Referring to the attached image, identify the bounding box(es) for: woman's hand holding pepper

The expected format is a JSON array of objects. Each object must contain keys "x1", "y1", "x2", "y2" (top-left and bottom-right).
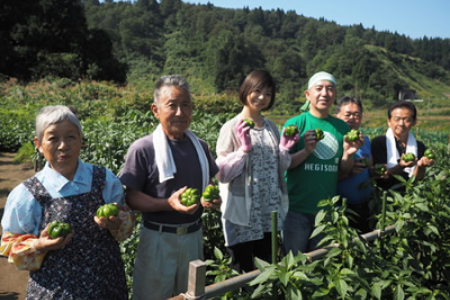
[
  {"x1": 34, "y1": 222, "x2": 74, "y2": 252},
  {"x1": 236, "y1": 119, "x2": 252, "y2": 152},
  {"x1": 280, "y1": 127, "x2": 299, "y2": 150},
  {"x1": 94, "y1": 214, "x2": 122, "y2": 231}
]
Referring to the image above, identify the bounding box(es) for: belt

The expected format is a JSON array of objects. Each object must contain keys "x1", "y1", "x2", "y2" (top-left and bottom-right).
[{"x1": 143, "y1": 220, "x2": 201, "y2": 235}]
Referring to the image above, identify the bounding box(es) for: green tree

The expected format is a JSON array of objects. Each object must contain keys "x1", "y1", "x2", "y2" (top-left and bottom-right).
[{"x1": 1, "y1": 0, "x2": 125, "y2": 82}]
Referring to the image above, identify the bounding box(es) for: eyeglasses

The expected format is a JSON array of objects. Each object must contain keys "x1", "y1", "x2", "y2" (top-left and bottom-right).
[{"x1": 343, "y1": 112, "x2": 362, "y2": 119}]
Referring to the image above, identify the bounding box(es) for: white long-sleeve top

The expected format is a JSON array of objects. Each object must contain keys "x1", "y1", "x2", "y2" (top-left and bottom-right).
[{"x1": 216, "y1": 115, "x2": 290, "y2": 236}]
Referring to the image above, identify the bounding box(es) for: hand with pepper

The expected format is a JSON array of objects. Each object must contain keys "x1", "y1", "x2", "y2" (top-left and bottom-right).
[
  {"x1": 424, "y1": 149, "x2": 435, "y2": 160},
  {"x1": 416, "y1": 149, "x2": 435, "y2": 169},
  {"x1": 33, "y1": 221, "x2": 74, "y2": 253},
  {"x1": 342, "y1": 129, "x2": 364, "y2": 171},
  {"x1": 313, "y1": 128, "x2": 325, "y2": 141},
  {"x1": 394, "y1": 152, "x2": 417, "y2": 171},
  {"x1": 301, "y1": 129, "x2": 321, "y2": 155},
  {"x1": 94, "y1": 203, "x2": 122, "y2": 232},
  {"x1": 402, "y1": 152, "x2": 416, "y2": 162},
  {"x1": 181, "y1": 188, "x2": 200, "y2": 206},
  {"x1": 48, "y1": 221, "x2": 72, "y2": 239},
  {"x1": 167, "y1": 187, "x2": 200, "y2": 214},
  {"x1": 236, "y1": 119, "x2": 252, "y2": 152},
  {"x1": 345, "y1": 129, "x2": 361, "y2": 142},
  {"x1": 280, "y1": 126, "x2": 299, "y2": 150},
  {"x1": 373, "y1": 163, "x2": 387, "y2": 177},
  {"x1": 201, "y1": 185, "x2": 222, "y2": 210},
  {"x1": 350, "y1": 156, "x2": 370, "y2": 176}
]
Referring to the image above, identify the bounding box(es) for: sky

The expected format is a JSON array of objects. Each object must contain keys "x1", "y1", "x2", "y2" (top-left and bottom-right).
[{"x1": 185, "y1": 0, "x2": 450, "y2": 39}]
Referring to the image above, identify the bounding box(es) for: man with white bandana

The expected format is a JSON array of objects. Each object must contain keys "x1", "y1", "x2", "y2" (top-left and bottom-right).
[
  {"x1": 119, "y1": 75, "x2": 220, "y2": 300},
  {"x1": 282, "y1": 71, "x2": 363, "y2": 254},
  {"x1": 371, "y1": 100, "x2": 434, "y2": 191}
]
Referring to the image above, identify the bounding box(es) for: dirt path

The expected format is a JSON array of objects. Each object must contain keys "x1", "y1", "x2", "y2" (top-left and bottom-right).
[{"x1": 0, "y1": 152, "x2": 35, "y2": 300}]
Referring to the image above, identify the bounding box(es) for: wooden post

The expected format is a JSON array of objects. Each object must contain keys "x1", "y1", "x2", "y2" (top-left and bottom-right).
[
  {"x1": 168, "y1": 260, "x2": 206, "y2": 300},
  {"x1": 186, "y1": 259, "x2": 206, "y2": 298}
]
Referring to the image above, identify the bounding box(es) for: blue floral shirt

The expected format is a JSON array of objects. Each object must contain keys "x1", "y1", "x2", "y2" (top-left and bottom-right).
[{"x1": 1, "y1": 160, "x2": 124, "y2": 236}]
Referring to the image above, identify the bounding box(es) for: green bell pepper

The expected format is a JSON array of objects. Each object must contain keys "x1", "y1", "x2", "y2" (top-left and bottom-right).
[
  {"x1": 284, "y1": 125, "x2": 299, "y2": 137},
  {"x1": 373, "y1": 164, "x2": 387, "y2": 176},
  {"x1": 424, "y1": 149, "x2": 435, "y2": 159},
  {"x1": 180, "y1": 187, "x2": 200, "y2": 206},
  {"x1": 96, "y1": 203, "x2": 120, "y2": 219},
  {"x1": 346, "y1": 129, "x2": 360, "y2": 142},
  {"x1": 48, "y1": 220, "x2": 72, "y2": 239},
  {"x1": 402, "y1": 153, "x2": 416, "y2": 162},
  {"x1": 314, "y1": 128, "x2": 325, "y2": 141},
  {"x1": 360, "y1": 157, "x2": 369, "y2": 168},
  {"x1": 202, "y1": 185, "x2": 220, "y2": 202},
  {"x1": 242, "y1": 119, "x2": 255, "y2": 129}
]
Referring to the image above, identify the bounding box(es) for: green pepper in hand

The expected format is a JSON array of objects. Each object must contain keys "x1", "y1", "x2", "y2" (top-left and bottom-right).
[
  {"x1": 424, "y1": 149, "x2": 435, "y2": 159},
  {"x1": 346, "y1": 129, "x2": 360, "y2": 142},
  {"x1": 402, "y1": 153, "x2": 416, "y2": 162},
  {"x1": 48, "y1": 221, "x2": 72, "y2": 239},
  {"x1": 360, "y1": 157, "x2": 369, "y2": 168},
  {"x1": 97, "y1": 203, "x2": 120, "y2": 219},
  {"x1": 314, "y1": 128, "x2": 325, "y2": 141},
  {"x1": 374, "y1": 164, "x2": 387, "y2": 176},
  {"x1": 284, "y1": 125, "x2": 299, "y2": 137},
  {"x1": 202, "y1": 185, "x2": 220, "y2": 202},
  {"x1": 181, "y1": 188, "x2": 200, "y2": 206},
  {"x1": 242, "y1": 119, "x2": 255, "y2": 129}
]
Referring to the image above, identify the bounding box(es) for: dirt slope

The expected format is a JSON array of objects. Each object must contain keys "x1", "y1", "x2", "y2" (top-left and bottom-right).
[{"x1": 0, "y1": 152, "x2": 35, "y2": 300}]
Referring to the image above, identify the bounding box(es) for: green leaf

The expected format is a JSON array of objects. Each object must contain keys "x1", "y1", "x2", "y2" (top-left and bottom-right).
[
  {"x1": 287, "y1": 288, "x2": 303, "y2": 300},
  {"x1": 280, "y1": 271, "x2": 293, "y2": 286},
  {"x1": 251, "y1": 283, "x2": 267, "y2": 298},
  {"x1": 394, "y1": 285, "x2": 405, "y2": 300},
  {"x1": 315, "y1": 210, "x2": 327, "y2": 225},
  {"x1": 312, "y1": 287, "x2": 330, "y2": 297},
  {"x1": 213, "y1": 246, "x2": 223, "y2": 260},
  {"x1": 372, "y1": 282, "x2": 382, "y2": 299},
  {"x1": 292, "y1": 271, "x2": 309, "y2": 281},
  {"x1": 249, "y1": 267, "x2": 275, "y2": 285},
  {"x1": 310, "y1": 224, "x2": 326, "y2": 238},
  {"x1": 340, "y1": 268, "x2": 355, "y2": 276},
  {"x1": 254, "y1": 256, "x2": 271, "y2": 270},
  {"x1": 426, "y1": 223, "x2": 440, "y2": 236},
  {"x1": 396, "y1": 219, "x2": 405, "y2": 232},
  {"x1": 334, "y1": 278, "x2": 349, "y2": 297}
]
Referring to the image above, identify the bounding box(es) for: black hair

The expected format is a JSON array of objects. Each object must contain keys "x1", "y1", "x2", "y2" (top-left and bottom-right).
[
  {"x1": 387, "y1": 101, "x2": 417, "y2": 121},
  {"x1": 239, "y1": 70, "x2": 276, "y2": 111},
  {"x1": 335, "y1": 95, "x2": 363, "y2": 114}
]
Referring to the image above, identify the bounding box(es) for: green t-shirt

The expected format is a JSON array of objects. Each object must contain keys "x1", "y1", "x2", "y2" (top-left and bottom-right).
[{"x1": 284, "y1": 112, "x2": 350, "y2": 214}]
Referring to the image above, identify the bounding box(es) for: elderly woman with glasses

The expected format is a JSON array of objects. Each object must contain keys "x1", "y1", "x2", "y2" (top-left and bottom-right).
[{"x1": 0, "y1": 105, "x2": 134, "y2": 300}]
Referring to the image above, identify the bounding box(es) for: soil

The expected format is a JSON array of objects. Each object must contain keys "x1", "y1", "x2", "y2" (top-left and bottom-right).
[{"x1": 0, "y1": 152, "x2": 35, "y2": 300}]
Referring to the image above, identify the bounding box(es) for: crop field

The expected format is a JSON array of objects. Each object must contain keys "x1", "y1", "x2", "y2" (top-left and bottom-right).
[{"x1": 1, "y1": 79, "x2": 450, "y2": 299}]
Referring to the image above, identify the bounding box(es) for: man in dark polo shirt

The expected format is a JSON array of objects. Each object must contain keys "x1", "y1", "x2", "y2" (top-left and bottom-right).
[{"x1": 119, "y1": 75, "x2": 220, "y2": 300}]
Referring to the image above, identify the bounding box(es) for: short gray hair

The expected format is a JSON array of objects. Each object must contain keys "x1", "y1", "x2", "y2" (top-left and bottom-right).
[
  {"x1": 35, "y1": 105, "x2": 82, "y2": 142},
  {"x1": 153, "y1": 75, "x2": 191, "y2": 104}
]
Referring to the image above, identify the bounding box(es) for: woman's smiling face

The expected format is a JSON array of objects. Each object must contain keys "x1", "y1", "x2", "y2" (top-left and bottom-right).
[{"x1": 35, "y1": 119, "x2": 81, "y2": 180}]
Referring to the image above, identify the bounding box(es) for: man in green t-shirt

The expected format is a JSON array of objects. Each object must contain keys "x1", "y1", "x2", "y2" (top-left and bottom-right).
[{"x1": 282, "y1": 71, "x2": 363, "y2": 254}]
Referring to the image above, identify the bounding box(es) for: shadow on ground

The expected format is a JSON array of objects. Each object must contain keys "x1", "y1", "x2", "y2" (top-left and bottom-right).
[{"x1": 0, "y1": 292, "x2": 20, "y2": 300}]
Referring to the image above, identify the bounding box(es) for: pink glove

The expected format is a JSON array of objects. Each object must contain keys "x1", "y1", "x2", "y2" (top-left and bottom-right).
[
  {"x1": 280, "y1": 127, "x2": 299, "y2": 150},
  {"x1": 236, "y1": 119, "x2": 252, "y2": 152}
]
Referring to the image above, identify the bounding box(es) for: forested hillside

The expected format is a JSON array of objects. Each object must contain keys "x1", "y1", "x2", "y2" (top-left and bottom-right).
[{"x1": 2, "y1": 0, "x2": 450, "y2": 111}]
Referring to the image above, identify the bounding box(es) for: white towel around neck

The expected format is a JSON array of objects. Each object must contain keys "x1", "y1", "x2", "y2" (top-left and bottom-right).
[
  {"x1": 385, "y1": 128, "x2": 418, "y2": 177},
  {"x1": 153, "y1": 124, "x2": 209, "y2": 190}
]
